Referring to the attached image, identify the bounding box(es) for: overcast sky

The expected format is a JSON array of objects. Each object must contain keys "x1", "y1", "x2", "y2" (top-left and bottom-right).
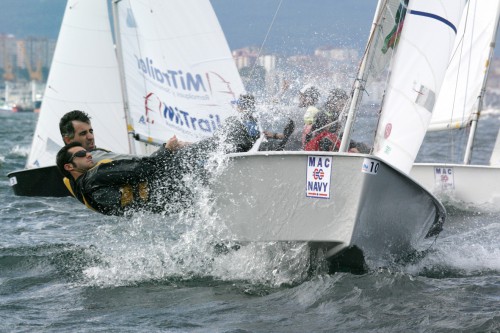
[{"x1": 0, "y1": 0, "x2": 377, "y2": 55}]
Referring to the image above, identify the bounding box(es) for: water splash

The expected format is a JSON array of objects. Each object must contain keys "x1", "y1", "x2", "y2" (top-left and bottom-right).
[
  {"x1": 403, "y1": 211, "x2": 500, "y2": 277},
  {"x1": 80, "y1": 137, "x2": 315, "y2": 288}
]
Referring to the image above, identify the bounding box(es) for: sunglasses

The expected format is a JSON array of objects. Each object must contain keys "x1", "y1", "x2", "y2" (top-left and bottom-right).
[{"x1": 69, "y1": 149, "x2": 88, "y2": 162}]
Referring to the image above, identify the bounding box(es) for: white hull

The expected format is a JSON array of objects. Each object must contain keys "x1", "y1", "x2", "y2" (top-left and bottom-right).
[
  {"x1": 411, "y1": 163, "x2": 500, "y2": 211},
  {"x1": 211, "y1": 152, "x2": 445, "y2": 263}
]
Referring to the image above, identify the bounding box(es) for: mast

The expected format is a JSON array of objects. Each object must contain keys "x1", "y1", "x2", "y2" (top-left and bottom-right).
[
  {"x1": 111, "y1": 0, "x2": 137, "y2": 154},
  {"x1": 340, "y1": 0, "x2": 385, "y2": 152},
  {"x1": 463, "y1": 3, "x2": 500, "y2": 164}
]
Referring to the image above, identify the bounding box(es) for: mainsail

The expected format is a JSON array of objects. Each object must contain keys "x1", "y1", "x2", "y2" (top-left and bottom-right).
[
  {"x1": 113, "y1": 0, "x2": 245, "y2": 145},
  {"x1": 26, "y1": 0, "x2": 131, "y2": 169},
  {"x1": 427, "y1": 0, "x2": 500, "y2": 132},
  {"x1": 372, "y1": 0, "x2": 467, "y2": 174}
]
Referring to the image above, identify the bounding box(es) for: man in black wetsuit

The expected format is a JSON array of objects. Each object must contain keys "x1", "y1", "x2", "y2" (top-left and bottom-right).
[{"x1": 56, "y1": 117, "x2": 256, "y2": 216}]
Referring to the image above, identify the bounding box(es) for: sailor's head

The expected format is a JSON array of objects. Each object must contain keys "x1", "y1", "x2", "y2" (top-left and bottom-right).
[
  {"x1": 59, "y1": 110, "x2": 96, "y2": 151},
  {"x1": 234, "y1": 93, "x2": 256, "y2": 113},
  {"x1": 299, "y1": 84, "x2": 320, "y2": 107},
  {"x1": 56, "y1": 142, "x2": 94, "y2": 179},
  {"x1": 324, "y1": 88, "x2": 349, "y2": 119}
]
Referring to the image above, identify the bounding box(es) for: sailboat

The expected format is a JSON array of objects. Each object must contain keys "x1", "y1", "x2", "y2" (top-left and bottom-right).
[
  {"x1": 208, "y1": 0, "x2": 467, "y2": 267},
  {"x1": 411, "y1": 0, "x2": 500, "y2": 211},
  {"x1": 8, "y1": 0, "x2": 244, "y2": 196},
  {"x1": 8, "y1": 0, "x2": 132, "y2": 196}
]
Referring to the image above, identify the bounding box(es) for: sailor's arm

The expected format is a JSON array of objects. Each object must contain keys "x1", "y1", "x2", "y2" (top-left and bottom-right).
[{"x1": 90, "y1": 149, "x2": 138, "y2": 163}]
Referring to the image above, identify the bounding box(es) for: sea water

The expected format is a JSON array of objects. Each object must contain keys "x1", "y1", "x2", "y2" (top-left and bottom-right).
[{"x1": 0, "y1": 112, "x2": 499, "y2": 332}]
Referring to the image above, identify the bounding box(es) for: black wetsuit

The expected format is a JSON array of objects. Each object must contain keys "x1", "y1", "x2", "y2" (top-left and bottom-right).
[{"x1": 66, "y1": 117, "x2": 256, "y2": 216}]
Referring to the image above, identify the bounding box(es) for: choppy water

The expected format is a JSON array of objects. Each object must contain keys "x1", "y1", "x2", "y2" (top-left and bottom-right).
[{"x1": 1, "y1": 111, "x2": 499, "y2": 332}]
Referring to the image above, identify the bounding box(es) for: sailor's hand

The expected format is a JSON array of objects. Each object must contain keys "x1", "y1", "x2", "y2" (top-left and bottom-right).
[
  {"x1": 165, "y1": 136, "x2": 191, "y2": 151},
  {"x1": 264, "y1": 131, "x2": 283, "y2": 139},
  {"x1": 165, "y1": 136, "x2": 181, "y2": 151}
]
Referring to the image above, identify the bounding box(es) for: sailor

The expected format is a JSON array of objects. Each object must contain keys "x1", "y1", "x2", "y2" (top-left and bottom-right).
[
  {"x1": 56, "y1": 117, "x2": 257, "y2": 216},
  {"x1": 299, "y1": 84, "x2": 321, "y2": 148},
  {"x1": 304, "y1": 88, "x2": 369, "y2": 153},
  {"x1": 233, "y1": 93, "x2": 295, "y2": 151},
  {"x1": 59, "y1": 110, "x2": 137, "y2": 162}
]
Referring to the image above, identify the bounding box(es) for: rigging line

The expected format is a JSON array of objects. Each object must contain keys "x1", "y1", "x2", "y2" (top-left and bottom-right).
[
  {"x1": 249, "y1": 0, "x2": 284, "y2": 82},
  {"x1": 445, "y1": 1, "x2": 472, "y2": 162}
]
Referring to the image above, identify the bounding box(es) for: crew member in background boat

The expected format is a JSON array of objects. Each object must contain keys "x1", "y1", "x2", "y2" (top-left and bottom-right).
[
  {"x1": 59, "y1": 110, "x2": 141, "y2": 162},
  {"x1": 56, "y1": 117, "x2": 257, "y2": 216},
  {"x1": 304, "y1": 88, "x2": 369, "y2": 153},
  {"x1": 234, "y1": 93, "x2": 294, "y2": 151},
  {"x1": 299, "y1": 84, "x2": 321, "y2": 148}
]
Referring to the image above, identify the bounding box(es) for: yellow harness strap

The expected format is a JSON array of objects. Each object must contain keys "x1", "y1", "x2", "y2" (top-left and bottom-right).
[
  {"x1": 63, "y1": 177, "x2": 76, "y2": 197},
  {"x1": 63, "y1": 177, "x2": 96, "y2": 211},
  {"x1": 120, "y1": 185, "x2": 134, "y2": 207},
  {"x1": 120, "y1": 182, "x2": 149, "y2": 207},
  {"x1": 138, "y1": 182, "x2": 149, "y2": 201},
  {"x1": 95, "y1": 159, "x2": 113, "y2": 166}
]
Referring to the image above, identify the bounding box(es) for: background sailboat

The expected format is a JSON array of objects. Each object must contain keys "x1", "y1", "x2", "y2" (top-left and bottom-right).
[
  {"x1": 8, "y1": 0, "x2": 244, "y2": 197},
  {"x1": 411, "y1": 0, "x2": 500, "y2": 211},
  {"x1": 210, "y1": 0, "x2": 466, "y2": 268},
  {"x1": 8, "y1": 0, "x2": 133, "y2": 196}
]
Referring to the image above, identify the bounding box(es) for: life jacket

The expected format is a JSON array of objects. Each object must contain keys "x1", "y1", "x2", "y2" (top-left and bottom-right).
[
  {"x1": 304, "y1": 131, "x2": 341, "y2": 152},
  {"x1": 62, "y1": 159, "x2": 150, "y2": 215}
]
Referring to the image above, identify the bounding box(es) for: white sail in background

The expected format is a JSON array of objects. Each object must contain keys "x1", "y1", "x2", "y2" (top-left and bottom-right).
[
  {"x1": 428, "y1": 0, "x2": 500, "y2": 131},
  {"x1": 410, "y1": 0, "x2": 500, "y2": 211},
  {"x1": 114, "y1": 0, "x2": 245, "y2": 144},
  {"x1": 26, "y1": 0, "x2": 130, "y2": 169},
  {"x1": 373, "y1": 0, "x2": 467, "y2": 174}
]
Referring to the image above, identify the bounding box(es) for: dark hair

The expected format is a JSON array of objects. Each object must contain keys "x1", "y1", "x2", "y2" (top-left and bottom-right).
[
  {"x1": 300, "y1": 86, "x2": 320, "y2": 105},
  {"x1": 59, "y1": 110, "x2": 91, "y2": 139},
  {"x1": 324, "y1": 88, "x2": 348, "y2": 120},
  {"x1": 56, "y1": 141, "x2": 83, "y2": 178},
  {"x1": 237, "y1": 93, "x2": 256, "y2": 112}
]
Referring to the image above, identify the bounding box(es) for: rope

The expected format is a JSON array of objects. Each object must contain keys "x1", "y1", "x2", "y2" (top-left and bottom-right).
[{"x1": 249, "y1": 0, "x2": 284, "y2": 81}]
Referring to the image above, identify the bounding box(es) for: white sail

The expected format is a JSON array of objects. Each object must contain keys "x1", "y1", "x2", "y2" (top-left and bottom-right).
[
  {"x1": 373, "y1": 0, "x2": 467, "y2": 174},
  {"x1": 114, "y1": 0, "x2": 245, "y2": 144},
  {"x1": 428, "y1": 0, "x2": 500, "y2": 131},
  {"x1": 411, "y1": 0, "x2": 500, "y2": 211},
  {"x1": 26, "y1": 0, "x2": 130, "y2": 169},
  {"x1": 341, "y1": 0, "x2": 407, "y2": 152}
]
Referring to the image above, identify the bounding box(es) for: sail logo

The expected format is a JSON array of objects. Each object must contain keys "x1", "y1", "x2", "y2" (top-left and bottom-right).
[
  {"x1": 136, "y1": 56, "x2": 206, "y2": 92},
  {"x1": 312, "y1": 168, "x2": 325, "y2": 180},
  {"x1": 434, "y1": 167, "x2": 454, "y2": 189},
  {"x1": 306, "y1": 156, "x2": 332, "y2": 199},
  {"x1": 144, "y1": 92, "x2": 222, "y2": 134},
  {"x1": 382, "y1": 0, "x2": 408, "y2": 53}
]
